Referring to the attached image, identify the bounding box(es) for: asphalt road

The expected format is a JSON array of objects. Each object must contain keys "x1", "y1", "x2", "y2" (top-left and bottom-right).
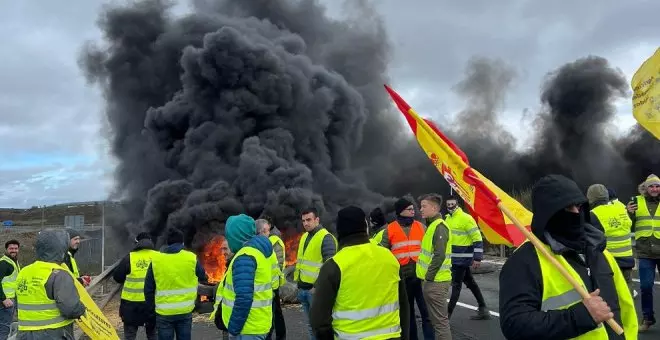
[{"x1": 120, "y1": 260, "x2": 660, "y2": 339}]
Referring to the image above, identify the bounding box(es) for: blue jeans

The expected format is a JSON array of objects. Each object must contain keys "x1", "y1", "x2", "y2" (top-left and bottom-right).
[
  {"x1": 639, "y1": 258, "x2": 660, "y2": 320},
  {"x1": 0, "y1": 300, "x2": 15, "y2": 340},
  {"x1": 228, "y1": 335, "x2": 267, "y2": 340},
  {"x1": 297, "y1": 288, "x2": 315, "y2": 340},
  {"x1": 156, "y1": 314, "x2": 192, "y2": 340}
]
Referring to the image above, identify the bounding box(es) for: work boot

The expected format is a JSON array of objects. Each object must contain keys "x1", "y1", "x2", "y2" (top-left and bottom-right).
[
  {"x1": 470, "y1": 306, "x2": 491, "y2": 320},
  {"x1": 639, "y1": 317, "x2": 656, "y2": 333}
]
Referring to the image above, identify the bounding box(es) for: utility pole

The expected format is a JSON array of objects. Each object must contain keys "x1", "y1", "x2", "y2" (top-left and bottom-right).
[
  {"x1": 41, "y1": 205, "x2": 45, "y2": 227},
  {"x1": 101, "y1": 201, "x2": 105, "y2": 273}
]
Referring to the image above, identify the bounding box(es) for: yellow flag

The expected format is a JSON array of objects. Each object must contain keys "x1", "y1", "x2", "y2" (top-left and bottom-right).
[
  {"x1": 65, "y1": 266, "x2": 120, "y2": 340},
  {"x1": 631, "y1": 47, "x2": 660, "y2": 139}
]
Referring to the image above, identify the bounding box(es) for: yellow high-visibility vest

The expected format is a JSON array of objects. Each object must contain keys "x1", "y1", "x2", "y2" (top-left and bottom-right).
[
  {"x1": 121, "y1": 249, "x2": 157, "y2": 302},
  {"x1": 221, "y1": 246, "x2": 273, "y2": 334},
  {"x1": 634, "y1": 195, "x2": 660, "y2": 239},
  {"x1": 416, "y1": 218, "x2": 452, "y2": 282},
  {"x1": 591, "y1": 203, "x2": 633, "y2": 258},
  {"x1": 16, "y1": 261, "x2": 75, "y2": 331},
  {"x1": 0, "y1": 255, "x2": 20, "y2": 299},
  {"x1": 369, "y1": 229, "x2": 385, "y2": 246},
  {"x1": 151, "y1": 250, "x2": 198, "y2": 316},
  {"x1": 536, "y1": 245, "x2": 638, "y2": 338},
  {"x1": 294, "y1": 228, "x2": 337, "y2": 284},
  {"x1": 332, "y1": 243, "x2": 401, "y2": 339},
  {"x1": 62, "y1": 252, "x2": 80, "y2": 278},
  {"x1": 269, "y1": 235, "x2": 286, "y2": 289},
  {"x1": 445, "y1": 208, "x2": 483, "y2": 257}
]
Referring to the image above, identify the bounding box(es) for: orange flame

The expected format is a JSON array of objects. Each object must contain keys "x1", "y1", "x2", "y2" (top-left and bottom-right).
[
  {"x1": 201, "y1": 235, "x2": 227, "y2": 284},
  {"x1": 282, "y1": 229, "x2": 302, "y2": 266}
]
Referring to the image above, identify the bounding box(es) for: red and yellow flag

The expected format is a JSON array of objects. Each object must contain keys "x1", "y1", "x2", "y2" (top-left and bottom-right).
[{"x1": 384, "y1": 85, "x2": 531, "y2": 246}]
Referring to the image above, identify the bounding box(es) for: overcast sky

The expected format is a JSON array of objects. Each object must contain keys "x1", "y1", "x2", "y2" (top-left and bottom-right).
[{"x1": 0, "y1": 0, "x2": 658, "y2": 208}]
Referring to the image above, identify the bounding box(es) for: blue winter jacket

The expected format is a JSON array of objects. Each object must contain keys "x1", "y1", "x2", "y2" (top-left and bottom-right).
[
  {"x1": 227, "y1": 235, "x2": 274, "y2": 336},
  {"x1": 144, "y1": 243, "x2": 208, "y2": 316}
]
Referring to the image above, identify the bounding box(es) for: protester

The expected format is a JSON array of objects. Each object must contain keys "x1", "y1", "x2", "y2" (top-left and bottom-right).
[
  {"x1": 311, "y1": 206, "x2": 410, "y2": 340},
  {"x1": 499, "y1": 174, "x2": 638, "y2": 339},
  {"x1": 0, "y1": 240, "x2": 20, "y2": 340},
  {"x1": 63, "y1": 228, "x2": 91, "y2": 287}
]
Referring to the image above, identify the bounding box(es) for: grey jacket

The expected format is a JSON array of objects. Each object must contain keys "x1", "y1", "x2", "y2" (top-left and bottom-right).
[
  {"x1": 270, "y1": 227, "x2": 285, "y2": 268},
  {"x1": 17, "y1": 229, "x2": 86, "y2": 340}
]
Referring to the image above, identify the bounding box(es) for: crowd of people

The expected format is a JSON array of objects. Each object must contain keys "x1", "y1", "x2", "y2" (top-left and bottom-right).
[{"x1": 0, "y1": 173, "x2": 657, "y2": 340}]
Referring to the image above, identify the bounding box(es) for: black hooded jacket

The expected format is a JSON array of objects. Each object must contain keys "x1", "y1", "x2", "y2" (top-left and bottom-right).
[
  {"x1": 113, "y1": 238, "x2": 156, "y2": 326},
  {"x1": 499, "y1": 175, "x2": 626, "y2": 340}
]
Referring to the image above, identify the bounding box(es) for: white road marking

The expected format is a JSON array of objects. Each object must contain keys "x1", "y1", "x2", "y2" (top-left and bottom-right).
[
  {"x1": 482, "y1": 259, "x2": 660, "y2": 285},
  {"x1": 449, "y1": 299, "x2": 500, "y2": 317}
]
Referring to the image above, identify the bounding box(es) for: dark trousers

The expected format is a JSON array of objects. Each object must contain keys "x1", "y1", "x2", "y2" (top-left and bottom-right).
[
  {"x1": 156, "y1": 314, "x2": 192, "y2": 340},
  {"x1": 639, "y1": 258, "x2": 660, "y2": 320},
  {"x1": 266, "y1": 289, "x2": 286, "y2": 340},
  {"x1": 125, "y1": 321, "x2": 156, "y2": 340},
  {"x1": 448, "y1": 265, "x2": 486, "y2": 315},
  {"x1": 405, "y1": 276, "x2": 435, "y2": 340}
]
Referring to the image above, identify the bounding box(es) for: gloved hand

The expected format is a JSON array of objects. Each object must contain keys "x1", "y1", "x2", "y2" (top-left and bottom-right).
[{"x1": 81, "y1": 275, "x2": 92, "y2": 287}]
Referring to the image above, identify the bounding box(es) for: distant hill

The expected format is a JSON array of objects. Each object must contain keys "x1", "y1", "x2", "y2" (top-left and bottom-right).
[{"x1": 0, "y1": 201, "x2": 125, "y2": 226}]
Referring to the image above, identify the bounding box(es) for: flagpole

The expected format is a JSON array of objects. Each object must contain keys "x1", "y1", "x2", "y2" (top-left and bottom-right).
[{"x1": 496, "y1": 202, "x2": 624, "y2": 335}]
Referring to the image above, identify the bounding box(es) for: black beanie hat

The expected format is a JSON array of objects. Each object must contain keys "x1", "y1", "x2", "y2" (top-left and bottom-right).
[
  {"x1": 369, "y1": 207, "x2": 385, "y2": 226},
  {"x1": 336, "y1": 206, "x2": 367, "y2": 240},
  {"x1": 394, "y1": 198, "x2": 413, "y2": 215},
  {"x1": 135, "y1": 232, "x2": 151, "y2": 242},
  {"x1": 166, "y1": 229, "x2": 184, "y2": 245}
]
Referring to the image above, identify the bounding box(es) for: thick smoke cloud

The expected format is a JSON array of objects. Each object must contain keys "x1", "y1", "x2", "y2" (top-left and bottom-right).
[{"x1": 81, "y1": 0, "x2": 658, "y2": 250}]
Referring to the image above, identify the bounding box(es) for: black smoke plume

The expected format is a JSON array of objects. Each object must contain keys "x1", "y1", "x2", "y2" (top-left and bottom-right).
[{"x1": 81, "y1": 0, "x2": 658, "y2": 250}]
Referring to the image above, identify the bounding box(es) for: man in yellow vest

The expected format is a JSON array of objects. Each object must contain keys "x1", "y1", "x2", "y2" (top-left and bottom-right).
[
  {"x1": 417, "y1": 194, "x2": 452, "y2": 340},
  {"x1": 586, "y1": 184, "x2": 634, "y2": 287},
  {"x1": 113, "y1": 232, "x2": 157, "y2": 340},
  {"x1": 62, "y1": 228, "x2": 90, "y2": 287},
  {"x1": 144, "y1": 229, "x2": 207, "y2": 340},
  {"x1": 256, "y1": 218, "x2": 287, "y2": 340},
  {"x1": 0, "y1": 240, "x2": 20, "y2": 340},
  {"x1": 368, "y1": 207, "x2": 386, "y2": 245},
  {"x1": 500, "y1": 174, "x2": 638, "y2": 339},
  {"x1": 310, "y1": 206, "x2": 410, "y2": 339},
  {"x1": 15, "y1": 229, "x2": 85, "y2": 339},
  {"x1": 295, "y1": 207, "x2": 337, "y2": 340},
  {"x1": 213, "y1": 214, "x2": 275, "y2": 338},
  {"x1": 444, "y1": 195, "x2": 490, "y2": 321},
  {"x1": 626, "y1": 173, "x2": 660, "y2": 332}
]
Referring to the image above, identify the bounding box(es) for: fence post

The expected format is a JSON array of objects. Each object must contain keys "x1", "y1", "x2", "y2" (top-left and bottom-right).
[{"x1": 499, "y1": 244, "x2": 505, "y2": 258}]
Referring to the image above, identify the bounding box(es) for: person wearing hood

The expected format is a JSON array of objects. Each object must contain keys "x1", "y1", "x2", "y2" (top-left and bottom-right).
[
  {"x1": 294, "y1": 207, "x2": 337, "y2": 340},
  {"x1": 369, "y1": 207, "x2": 386, "y2": 245},
  {"x1": 62, "y1": 228, "x2": 90, "y2": 287},
  {"x1": 379, "y1": 197, "x2": 434, "y2": 340},
  {"x1": 113, "y1": 232, "x2": 158, "y2": 340},
  {"x1": 15, "y1": 229, "x2": 85, "y2": 340},
  {"x1": 417, "y1": 194, "x2": 452, "y2": 340},
  {"x1": 0, "y1": 240, "x2": 20, "y2": 340},
  {"x1": 587, "y1": 185, "x2": 634, "y2": 287},
  {"x1": 212, "y1": 214, "x2": 275, "y2": 338},
  {"x1": 444, "y1": 195, "x2": 490, "y2": 321},
  {"x1": 499, "y1": 174, "x2": 638, "y2": 339},
  {"x1": 310, "y1": 206, "x2": 410, "y2": 340},
  {"x1": 626, "y1": 173, "x2": 660, "y2": 332},
  {"x1": 144, "y1": 229, "x2": 207, "y2": 340},
  {"x1": 256, "y1": 218, "x2": 287, "y2": 340}
]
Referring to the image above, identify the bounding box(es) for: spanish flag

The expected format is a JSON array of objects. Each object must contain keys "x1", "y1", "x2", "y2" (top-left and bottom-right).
[
  {"x1": 384, "y1": 85, "x2": 531, "y2": 247},
  {"x1": 631, "y1": 47, "x2": 660, "y2": 140}
]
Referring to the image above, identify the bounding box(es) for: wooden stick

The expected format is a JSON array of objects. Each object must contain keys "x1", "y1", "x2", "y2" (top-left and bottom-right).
[{"x1": 497, "y1": 202, "x2": 624, "y2": 335}]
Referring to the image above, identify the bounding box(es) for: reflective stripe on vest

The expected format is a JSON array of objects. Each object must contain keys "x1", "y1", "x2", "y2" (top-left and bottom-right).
[
  {"x1": 62, "y1": 252, "x2": 80, "y2": 278},
  {"x1": 332, "y1": 243, "x2": 401, "y2": 340},
  {"x1": 445, "y1": 208, "x2": 483, "y2": 258},
  {"x1": 294, "y1": 228, "x2": 337, "y2": 284},
  {"x1": 591, "y1": 203, "x2": 633, "y2": 257},
  {"x1": 536, "y1": 246, "x2": 637, "y2": 338},
  {"x1": 16, "y1": 261, "x2": 75, "y2": 331},
  {"x1": 416, "y1": 218, "x2": 452, "y2": 282},
  {"x1": 0, "y1": 255, "x2": 20, "y2": 299},
  {"x1": 369, "y1": 229, "x2": 385, "y2": 246},
  {"x1": 387, "y1": 221, "x2": 424, "y2": 265},
  {"x1": 221, "y1": 246, "x2": 273, "y2": 334},
  {"x1": 269, "y1": 235, "x2": 286, "y2": 289},
  {"x1": 634, "y1": 195, "x2": 660, "y2": 239},
  {"x1": 121, "y1": 249, "x2": 156, "y2": 302},
  {"x1": 152, "y1": 250, "x2": 198, "y2": 316}
]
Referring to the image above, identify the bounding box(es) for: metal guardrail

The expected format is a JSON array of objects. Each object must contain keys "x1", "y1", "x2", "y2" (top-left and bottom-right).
[{"x1": 73, "y1": 258, "x2": 123, "y2": 340}]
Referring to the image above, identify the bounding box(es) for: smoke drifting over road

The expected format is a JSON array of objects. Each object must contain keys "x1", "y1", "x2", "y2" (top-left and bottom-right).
[{"x1": 82, "y1": 0, "x2": 658, "y2": 248}]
